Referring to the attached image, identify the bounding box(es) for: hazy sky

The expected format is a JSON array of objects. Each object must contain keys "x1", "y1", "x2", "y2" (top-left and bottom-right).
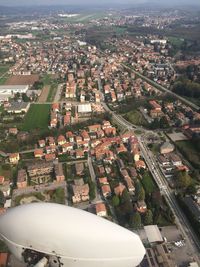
[{"x1": 0, "y1": 0, "x2": 199, "y2": 6}]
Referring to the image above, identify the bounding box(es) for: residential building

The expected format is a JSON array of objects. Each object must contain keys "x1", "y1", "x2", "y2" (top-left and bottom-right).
[
  {"x1": 170, "y1": 153, "x2": 182, "y2": 166},
  {"x1": 0, "y1": 180, "x2": 10, "y2": 197},
  {"x1": 9, "y1": 153, "x2": 20, "y2": 164},
  {"x1": 135, "y1": 160, "x2": 146, "y2": 170},
  {"x1": 38, "y1": 139, "x2": 45, "y2": 148},
  {"x1": 137, "y1": 200, "x2": 147, "y2": 213},
  {"x1": 72, "y1": 183, "x2": 90, "y2": 204},
  {"x1": 17, "y1": 169, "x2": 27, "y2": 188},
  {"x1": 58, "y1": 135, "x2": 66, "y2": 146},
  {"x1": 34, "y1": 149, "x2": 44, "y2": 159},
  {"x1": 88, "y1": 124, "x2": 102, "y2": 133},
  {"x1": 27, "y1": 161, "x2": 54, "y2": 184},
  {"x1": 96, "y1": 202, "x2": 107, "y2": 217},
  {"x1": 8, "y1": 127, "x2": 18, "y2": 135},
  {"x1": 101, "y1": 184, "x2": 111, "y2": 198},
  {"x1": 45, "y1": 153, "x2": 56, "y2": 162},
  {"x1": 62, "y1": 142, "x2": 73, "y2": 153},
  {"x1": 55, "y1": 163, "x2": 65, "y2": 182},
  {"x1": 114, "y1": 183, "x2": 126, "y2": 196}
]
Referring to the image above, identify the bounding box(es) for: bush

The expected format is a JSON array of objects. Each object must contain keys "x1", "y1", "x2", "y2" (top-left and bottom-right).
[{"x1": 89, "y1": 181, "x2": 96, "y2": 200}]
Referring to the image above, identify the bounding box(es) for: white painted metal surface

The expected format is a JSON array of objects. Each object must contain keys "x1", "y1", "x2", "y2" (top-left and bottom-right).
[{"x1": 0, "y1": 203, "x2": 145, "y2": 267}]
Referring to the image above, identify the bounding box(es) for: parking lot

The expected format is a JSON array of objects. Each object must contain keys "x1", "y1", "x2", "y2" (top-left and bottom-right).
[{"x1": 161, "y1": 226, "x2": 196, "y2": 266}]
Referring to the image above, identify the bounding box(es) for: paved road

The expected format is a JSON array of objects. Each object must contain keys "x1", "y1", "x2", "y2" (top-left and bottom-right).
[
  {"x1": 87, "y1": 154, "x2": 102, "y2": 204},
  {"x1": 97, "y1": 70, "x2": 200, "y2": 264},
  {"x1": 139, "y1": 139, "x2": 200, "y2": 264},
  {"x1": 54, "y1": 83, "x2": 64, "y2": 102},
  {"x1": 37, "y1": 85, "x2": 50, "y2": 103},
  {"x1": 19, "y1": 149, "x2": 35, "y2": 154}
]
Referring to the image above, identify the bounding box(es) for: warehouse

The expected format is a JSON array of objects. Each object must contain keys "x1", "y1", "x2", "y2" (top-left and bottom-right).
[
  {"x1": 6, "y1": 101, "x2": 30, "y2": 114},
  {"x1": 78, "y1": 104, "x2": 92, "y2": 114},
  {"x1": 0, "y1": 85, "x2": 29, "y2": 101}
]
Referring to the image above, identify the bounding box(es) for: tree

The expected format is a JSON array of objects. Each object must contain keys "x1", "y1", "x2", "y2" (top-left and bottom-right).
[
  {"x1": 138, "y1": 186, "x2": 145, "y2": 201},
  {"x1": 22, "y1": 93, "x2": 30, "y2": 102},
  {"x1": 186, "y1": 184, "x2": 197, "y2": 195},
  {"x1": 120, "y1": 189, "x2": 130, "y2": 204},
  {"x1": 112, "y1": 195, "x2": 120, "y2": 207},
  {"x1": 160, "y1": 116, "x2": 169, "y2": 129},
  {"x1": 131, "y1": 212, "x2": 142, "y2": 229},
  {"x1": 89, "y1": 181, "x2": 96, "y2": 200},
  {"x1": 143, "y1": 209, "x2": 153, "y2": 225},
  {"x1": 135, "y1": 181, "x2": 145, "y2": 201},
  {"x1": 176, "y1": 171, "x2": 192, "y2": 189},
  {"x1": 0, "y1": 190, "x2": 5, "y2": 207}
]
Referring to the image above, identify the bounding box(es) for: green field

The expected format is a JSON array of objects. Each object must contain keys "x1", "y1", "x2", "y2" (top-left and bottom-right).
[
  {"x1": 0, "y1": 64, "x2": 11, "y2": 85},
  {"x1": 14, "y1": 187, "x2": 66, "y2": 206},
  {"x1": 112, "y1": 26, "x2": 128, "y2": 35},
  {"x1": 168, "y1": 36, "x2": 184, "y2": 47},
  {"x1": 141, "y1": 171, "x2": 157, "y2": 195},
  {"x1": 21, "y1": 104, "x2": 50, "y2": 131},
  {"x1": 47, "y1": 84, "x2": 57, "y2": 102},
  {"x1": 41, "y1": 74, "x2": 58, "y2": 102},
  {"x1": 58, "y1": 12, "x2": 106, "y2": 24},
  {"x1": 123, "y1": 110, "x2": 147, "y2": 126},
  {"x1": 0, "y1": 164, "x2": 13, "y2": 180},
  {"x1": 0, "y1": 76, "x2": 9, "y2": 85},
  {"x1": 41, "y1": 74, "x2": 53, "y2": 85},
  {"x1": 0, "y1": 64, "x2": 10, "y2": 75}
]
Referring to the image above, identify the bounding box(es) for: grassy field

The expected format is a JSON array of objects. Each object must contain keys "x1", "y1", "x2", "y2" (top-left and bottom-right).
[
  {"x1": 123, "y1": 110, "x2": 147, "y2": 126},
  {"x1": 149, "y1": 143, "x2": 160, "y2": 154},
  {"x1": 0, "y1": 165, "x2": 13, "y2": 180},
  {"x1": 0, "y1": 76, "x2": 9, "y2": 85},
  {"x1": 47, "y1": 84, "x2": 57, "y2": 102},
  {"x1": 168, "y1": 36, "x2": 184, "y2": 48},
  {"x1": 41, "y1": 74, "x2": 53, "y2": 85},
  {"x1": 112, "y1": 26, "x2": 128, "y2": 35},
  {"x1": 0, "y1": 64, "x2": 11, "y2": 85},
  {"x1": 21, "y1": 104, "x2": 50, "y2": 131},
  {"x1": 0, "y1": 64, "x2": 10, "y2": 76},
  {"x1": 176, "y1": 140, "x2": 200, "y2": 169},
  {"x1": 0, "y1": 105, "x2": 4, "y2": 112},
  {"x1": 58, "y1": 12, "x2": 106, "y2": 24},
  {"x1": 41, "y1": 74, "x2": 58, "y2": 102},
  {"x1": 141, "y1": 171, "x2": 157, "y2": 195},
  {"x1": 14, "y1": 188, "x2": 66, "y2": 206},
  {"x1": 49, "y1": 187, "x2": 65, "y2": 204}
]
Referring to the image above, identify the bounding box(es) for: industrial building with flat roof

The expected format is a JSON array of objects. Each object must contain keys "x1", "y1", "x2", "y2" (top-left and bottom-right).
[
  {"x1": 6, "y1": 101, "x2": 30, "y2": 114},
  {"x1": 78, "y1": 104, "x2": 92, "y2": 114},
  {"x1": 0, "y1": 85, "x2": 29, "y2": 101}
]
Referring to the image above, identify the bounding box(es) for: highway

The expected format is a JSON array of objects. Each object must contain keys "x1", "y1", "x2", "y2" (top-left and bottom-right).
[{"x1": 97, "y1": 71, "x2": 200, "y2": 264}]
